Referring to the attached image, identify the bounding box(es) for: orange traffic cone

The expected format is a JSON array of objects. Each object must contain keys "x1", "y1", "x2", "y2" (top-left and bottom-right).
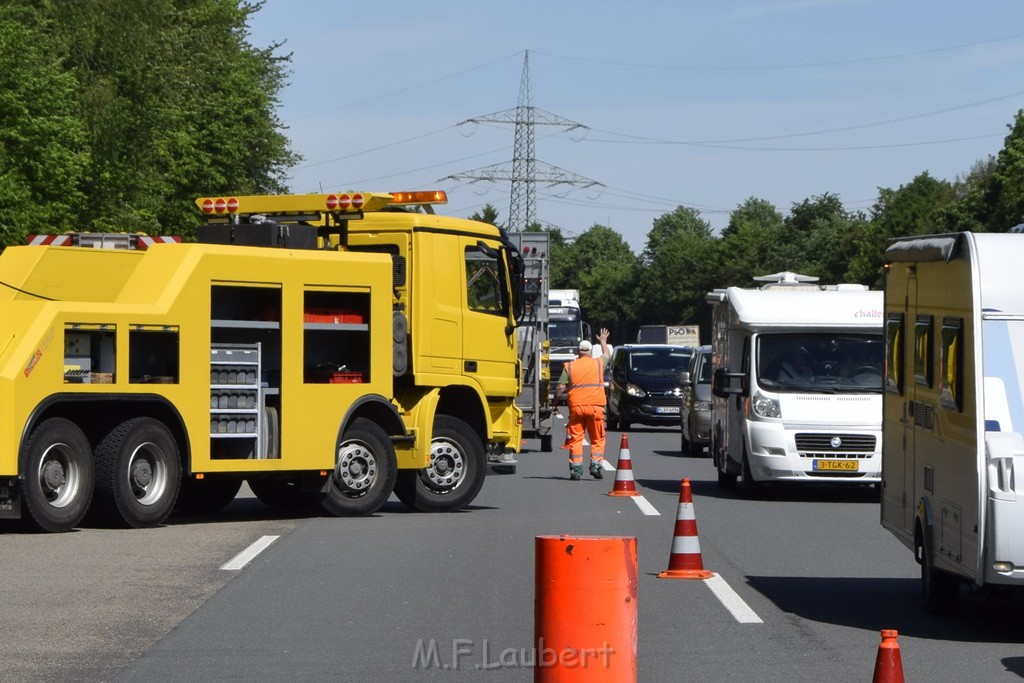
[
  {"x1": 608, "y1": 433, "x2": 640, "y2": 497},
  {"x1": 658, "y1": 478, "x2": 713, "y2": 579},
  {"x1": 872, "y1": 630, "x2": 905, "y2": 683}
]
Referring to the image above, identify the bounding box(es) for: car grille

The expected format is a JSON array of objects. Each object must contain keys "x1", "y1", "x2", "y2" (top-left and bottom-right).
[
  {"x1": 646, "y1": 393, "x2": 680, "y2": 408},
  {"x1": 796, "y1": 433, "x2": 876, "y2": 459}
]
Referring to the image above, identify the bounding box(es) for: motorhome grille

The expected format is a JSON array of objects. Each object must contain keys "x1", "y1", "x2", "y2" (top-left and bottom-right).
[{"x1": 795, "y1": 433, "x2": 876, "y2": 456}]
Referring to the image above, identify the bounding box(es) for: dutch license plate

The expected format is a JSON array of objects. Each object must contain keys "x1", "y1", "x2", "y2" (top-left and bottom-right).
[
  {"x1": 655, "y1": 406, "x2": 680, "y2": 414},
  {"x1": 813, "y1": 459, "x2": 859, "y2": 472}
]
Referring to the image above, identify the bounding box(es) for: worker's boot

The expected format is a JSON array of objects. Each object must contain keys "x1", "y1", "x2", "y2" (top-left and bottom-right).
[
  {"x1": 569, "y1": 464, "x2": 583, "y2": 480},
  {"x1": 590, "y1": 462, "x2": 604, "y2": 479}
]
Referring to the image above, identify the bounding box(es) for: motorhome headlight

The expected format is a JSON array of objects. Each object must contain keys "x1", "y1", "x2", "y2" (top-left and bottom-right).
[
  {"x1": 693, "y1": 400, "x2": 711, "y2": 413},
  {"x1": 751, "y1": 392, "x2": 781, "y2": 419},
  {"x1": 626, "y1": 383, "x2": 647, "y2": 398},
  {"x1": 993, "y1": 561, "x2": 1014, "y2": 573}
]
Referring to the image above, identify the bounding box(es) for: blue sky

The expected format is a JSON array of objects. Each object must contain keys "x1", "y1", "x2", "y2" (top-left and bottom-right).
[{"x1": 245, "y1": 1, "x2": 1024, "y2": 252}]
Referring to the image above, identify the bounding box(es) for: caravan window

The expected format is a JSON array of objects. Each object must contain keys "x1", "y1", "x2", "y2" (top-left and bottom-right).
[
  {"x1": 914, "y1": 315, "x2": 933, "y2": 387},
  {"x1": 885, "y1": 314, "x2": 903, "y2": 395},
  {"x1": 940, "y1": 318, "x2": 963, "y2": 411}
]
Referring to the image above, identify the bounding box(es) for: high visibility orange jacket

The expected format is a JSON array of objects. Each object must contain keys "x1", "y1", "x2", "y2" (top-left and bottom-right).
[{"x1": 566, "y1": 355, "x2": 606, "y2": 407}]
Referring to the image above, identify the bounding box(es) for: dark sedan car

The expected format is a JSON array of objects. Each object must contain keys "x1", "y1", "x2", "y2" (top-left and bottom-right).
[{"x1": 606, "y1": 344, "x2": 692, "y2": 430}]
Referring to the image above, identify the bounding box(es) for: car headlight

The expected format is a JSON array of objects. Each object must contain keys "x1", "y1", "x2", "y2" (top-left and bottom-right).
[
  {"x1": 751, "y1": 392, "x2": 781, "y2": 419},
  {"x1": 693, "y1": 400, "x2": 711, "y2": 413},
  {"x1": 626, "y1": 383, "x2": 647, "y2": 398}
]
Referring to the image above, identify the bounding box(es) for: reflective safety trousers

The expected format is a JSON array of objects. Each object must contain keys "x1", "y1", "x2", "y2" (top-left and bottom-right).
[{"x1": 564, "y1": 404, "x2": 606, "y2": 463}]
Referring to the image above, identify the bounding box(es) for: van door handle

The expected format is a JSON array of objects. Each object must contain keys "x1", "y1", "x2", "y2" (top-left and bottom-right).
[{"x1": 465, "y1": 361, "x2": 477, "y2": 373}]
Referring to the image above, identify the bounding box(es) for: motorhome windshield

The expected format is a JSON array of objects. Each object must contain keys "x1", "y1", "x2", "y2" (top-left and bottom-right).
[{"x1": 757, "y1": 333, "x2": 883, "y2": 393}]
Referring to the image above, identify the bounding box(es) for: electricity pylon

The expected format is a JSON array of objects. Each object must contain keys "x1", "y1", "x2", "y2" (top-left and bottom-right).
[{"x1": 445, "y1": 50, "x2": 602, "y2": 232}]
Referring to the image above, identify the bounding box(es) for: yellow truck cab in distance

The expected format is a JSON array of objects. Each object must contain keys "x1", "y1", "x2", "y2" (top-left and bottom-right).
[{"x1": 0, "y1": 191, "x2": 525, "y2": 532}]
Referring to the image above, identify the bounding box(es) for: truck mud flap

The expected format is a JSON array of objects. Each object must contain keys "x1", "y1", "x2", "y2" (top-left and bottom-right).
[
  {"x1": 0, "y1": 479, "x2": 21, "y2": 519},
  {"x1": 488, "y1": 451, "x2": 518, "y2": 475}
]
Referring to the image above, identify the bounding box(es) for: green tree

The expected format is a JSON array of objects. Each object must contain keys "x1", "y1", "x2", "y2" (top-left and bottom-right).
[
  {"x1": 16, "y1": 0, "x2": 299, "y2": 238},
  {"x1": 560, "y1": 224, "x2": 639, "y2": 343},
  {"x1": 0, "y1": 3, "x2": 88, "y2": 245},
  {"x1": 847, "y1": 173, "x2": 956, "y2": 288},
  {"x1": 940, "y1": 158, "x2": 997, "y2": 233},
  {"x1": 717, "y1": 198, "x2": 788, "y2": 287},
  {"x1": 985, "y1": 110, "x2": 1024, "y2": 231},
  {"x1": 636, "y1": 207, "x2": 717, "y2": 335},
  {"x1": 785, "y1": 193, "x2": 862, "y2": 284},
  {"x1": 468, "y1": 203, "x2": 502, "y2": 227}
]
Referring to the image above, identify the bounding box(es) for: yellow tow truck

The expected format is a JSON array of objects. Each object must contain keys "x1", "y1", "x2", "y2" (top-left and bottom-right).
[{"x1": 0, "y1": 191, "x2": 524, "y2": 531}]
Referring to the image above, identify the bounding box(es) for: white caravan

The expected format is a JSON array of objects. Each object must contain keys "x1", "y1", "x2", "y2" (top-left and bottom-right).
[
  {"x1": 882, "y1": 232, "x2": 1024, "y2": 613},
  {"x1": 707, "y1": 272, "x2": 884, "y2": 496}
]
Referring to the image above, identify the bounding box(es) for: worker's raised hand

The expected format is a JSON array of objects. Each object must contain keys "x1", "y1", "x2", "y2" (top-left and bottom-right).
[{"x1": 598, "y1": 327, "x2": 610, "y2": 344}]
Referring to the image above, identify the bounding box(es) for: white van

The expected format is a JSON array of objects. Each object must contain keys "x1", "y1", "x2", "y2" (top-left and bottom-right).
[
  {"x1": 882, "y1": 232, "x2": 1024, "y2": 612},
  {"x1": 707, "y1": 272, "x2": 884, "y2": 496}
]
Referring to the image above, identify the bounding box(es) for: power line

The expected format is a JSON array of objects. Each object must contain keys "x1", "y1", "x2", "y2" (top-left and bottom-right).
[
  {"x1": 531, "y1": 31, "x2": 1024, "y2": 71},
  {"x1": 581, "y1": 89, "x2": 1024, "y2": 146}
]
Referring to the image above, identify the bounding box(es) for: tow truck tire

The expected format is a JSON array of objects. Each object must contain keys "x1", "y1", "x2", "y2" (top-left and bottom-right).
[
  {"x1": 394, "y1": 416, "x2": 486, "y2": 512},
  {"x1": 22, "y1": 418, "x2": 94, "y2": 533},
  {"x1": 174, "y1": 476, "x2": 243, "y2": 515},
  {"x1": 94, "y1": 418, "x2": 181, "y2": 528},
  {"x1": 322, "y1": 418, "x2": 397, "y2": 517}
]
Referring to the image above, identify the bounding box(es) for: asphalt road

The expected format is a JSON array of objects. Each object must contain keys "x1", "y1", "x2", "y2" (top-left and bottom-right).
[{"x1": 5, "y1": 422, "x2": 1024, "y2": 682}]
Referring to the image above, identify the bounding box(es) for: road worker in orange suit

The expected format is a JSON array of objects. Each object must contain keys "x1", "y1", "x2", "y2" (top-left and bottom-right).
[{"x1": 554, "y1": 327, "x2": 612, "y2": 480}]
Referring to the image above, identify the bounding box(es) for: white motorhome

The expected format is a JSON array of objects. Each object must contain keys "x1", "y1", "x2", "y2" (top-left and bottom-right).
[
  {"x1": 707, "y1": 272, "x2": 884, "y2": 496},
  {"x1": 882, "y1": 232, "x2": 1024, "y2": 613}
]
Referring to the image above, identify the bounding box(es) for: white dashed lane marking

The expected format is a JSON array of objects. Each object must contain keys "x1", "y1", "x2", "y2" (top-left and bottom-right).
[{"x1": 220, "y1": 535, "x2": 280, "y2": 571}]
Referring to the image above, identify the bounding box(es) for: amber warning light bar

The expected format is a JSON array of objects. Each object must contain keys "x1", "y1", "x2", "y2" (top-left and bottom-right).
[{"x1": 196, "y1": 191, "x2": 448, "y2": 216}]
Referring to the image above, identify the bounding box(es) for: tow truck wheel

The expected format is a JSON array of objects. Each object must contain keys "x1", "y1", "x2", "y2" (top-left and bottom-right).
[
  {"x1": 22, "y1": 418, "x2": 95, "y2": 532},
  {"x1": 94, "y1": 418, "x2": 181, "y2": 528},
  {"x1": 174, "y1": 476, "x2": 243, "y2": 515},
  {"x1": 322, "y1": 418, "x2": 397, "y2": 517},
  {"x1": 393, "y1": 416, "x2": 486, "y2": 512}
]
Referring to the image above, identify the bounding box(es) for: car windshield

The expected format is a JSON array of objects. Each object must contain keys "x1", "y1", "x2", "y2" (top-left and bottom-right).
[
  {"x1": 628, "y1": 348, "x2": 691, "y2": 378},
  {"x1": 757, "y1": 333, "x2": 883, "y2": 393}
]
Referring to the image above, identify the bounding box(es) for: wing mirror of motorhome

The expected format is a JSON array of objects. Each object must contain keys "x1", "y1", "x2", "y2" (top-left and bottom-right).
[{"x1": 712, "y1": 367, "x2": 745, "y2": 397}]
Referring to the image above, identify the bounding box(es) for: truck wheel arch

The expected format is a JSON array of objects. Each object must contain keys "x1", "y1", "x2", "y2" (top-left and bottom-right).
[
  {"x1": 21, "y1": 394, "x2": 190, "y2": 472},
  {"x1": 337, "y1": 394, "x2": 408, "y2": 441}
]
